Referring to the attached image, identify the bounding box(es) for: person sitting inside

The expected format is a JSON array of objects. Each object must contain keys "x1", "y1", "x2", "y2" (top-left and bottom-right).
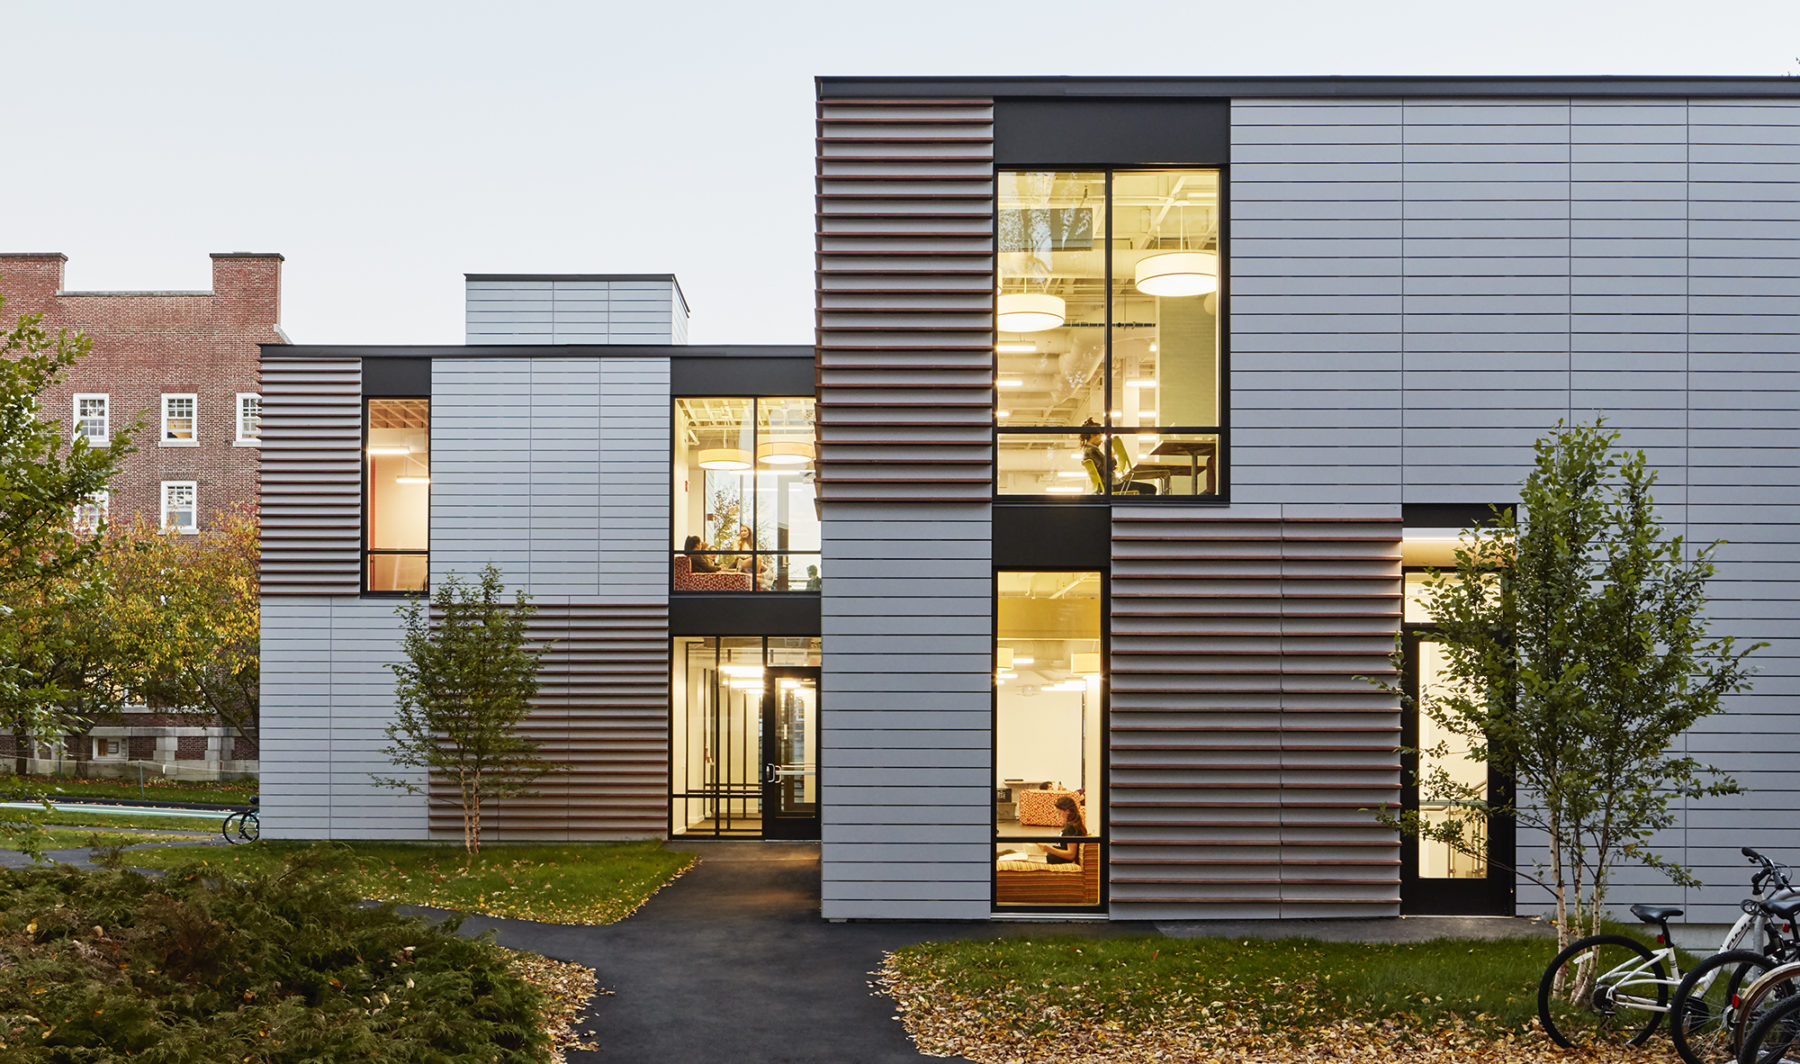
[
  {"x1": 731, "y1": 527, "x2": 757, "y2": 574},
  {"x1": 1080, "y1": 419, "x2": 1154, "y2": 495},
  {"x1": 804, "y1": 564, "x2": 822, "y2": 591},
  {"x1": 683, "y1": 534, "x2": 718, "y2": 573},
  {"x1": 1041, "y1": 795, "x2": 1088, "y2": 865}
]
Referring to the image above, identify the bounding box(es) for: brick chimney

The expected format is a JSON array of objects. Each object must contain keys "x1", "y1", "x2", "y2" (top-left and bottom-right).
[
  {"x1": 210, "y1": 252, "x2": 283, "y2": 326},
  {"x1": 0, "y1": 252, "x2": 69, "y2": 311}
]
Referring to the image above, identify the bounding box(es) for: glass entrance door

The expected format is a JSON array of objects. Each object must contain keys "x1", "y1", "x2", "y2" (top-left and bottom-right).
[
  {"x1": 761, "y1": 667, "x2": 819, "y2": 840},
  {"x1": 1399, "y1": 632, "x2": 1514, "y2": 915}
]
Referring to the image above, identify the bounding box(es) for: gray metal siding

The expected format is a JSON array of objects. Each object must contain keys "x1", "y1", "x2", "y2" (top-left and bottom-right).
[
  {"x1": 431, "y1": 357, "x2": 671, "y2": 603},
  {"x1": 820, "y1": 501, "x2": 993, "y2": 920},
  {"x1": 465, "y1": 279, "x2": 687, "y2": 345},
  {"x1": 260, "y1": 598, "x2": 426, "y2": 839},
  {"x1": 1231, "y1": 96, "x2": 1800, "y2": 922}
]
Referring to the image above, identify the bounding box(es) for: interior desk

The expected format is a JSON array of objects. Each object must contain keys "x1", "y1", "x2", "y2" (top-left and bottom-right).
[{"x1": 1142, "y1": 438, "x2": 1218, "y2": 496}]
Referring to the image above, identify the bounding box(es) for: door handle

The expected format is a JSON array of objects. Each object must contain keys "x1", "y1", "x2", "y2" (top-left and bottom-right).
[{"x1": 763, "y1": 764, "x2": 777, "y2": 784}]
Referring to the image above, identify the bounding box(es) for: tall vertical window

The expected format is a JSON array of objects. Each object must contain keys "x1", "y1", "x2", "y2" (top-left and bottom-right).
[
  {"x1": 366, "y1": 398, "x2": 430, "y2": 592},
  {"x1": 160, "y1": 481, "x2": 197, "y2": 534},
  {"x1": 996, "y1": 170, "x2": 1223, "y2": 498},
  {"x1": 73, "y1": 394, "x2": 109, "y2": 442},
  {"x1": 236, "y1": 393, "x2": 262, "y2": 444},
  {"x1": 994, "y1": 570, "x2": 1104, "y2": 909},
  {"x1": 161, "y1": 393, "x2": 197, "y2": 444},
  {"x1": 672, "y1": 397, "x2": 819, "y2": 592}
]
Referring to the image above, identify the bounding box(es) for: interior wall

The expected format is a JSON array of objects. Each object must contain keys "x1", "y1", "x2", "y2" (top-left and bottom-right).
[
  {"x1": 996, "y1": 688, "x2": 1086, "y2": 789},
  {"x1": 368, "y1": 457, "x2": 428, "y2": 549}
]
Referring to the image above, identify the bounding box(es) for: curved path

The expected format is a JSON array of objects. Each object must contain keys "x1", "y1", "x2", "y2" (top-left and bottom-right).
[{"x1": 454, "y1": 841, "x2": 1148, "y2": 1063}]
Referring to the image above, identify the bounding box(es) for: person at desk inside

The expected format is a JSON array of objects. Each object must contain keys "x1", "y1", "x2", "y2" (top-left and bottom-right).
[
  {"x1": 1042, "y1": 795, "x2": 1089, "y2": 865},
  {"x1": 1080, "y1": 419, "x2": 1155, "y2": 495}
]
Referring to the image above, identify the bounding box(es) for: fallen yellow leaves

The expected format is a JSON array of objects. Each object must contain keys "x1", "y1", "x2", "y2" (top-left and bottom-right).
[
  {"x1": 877, "y1": 959, "x2": 1672, "y2": 1064},
  {"x1": 504, "y1": 950, "x2": 603, "y2": 1064}
]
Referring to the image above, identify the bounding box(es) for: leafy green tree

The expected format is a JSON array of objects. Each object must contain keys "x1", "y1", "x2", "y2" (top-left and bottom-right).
[
  {"x1": 1382, "y1": 421, "x2": 1757, "y2": 954},
  {"x1": 375, "y1": 565, "x2": 553, "y2": 854},
  {"x1": 0, "y1": 291, "x2": 136, "y2": 852},
  {"x1": 102, "y1": 505, "x2": 261, "y2": 751}
]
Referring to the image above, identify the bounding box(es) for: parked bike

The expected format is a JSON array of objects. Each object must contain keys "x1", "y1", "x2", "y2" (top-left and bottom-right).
[
  {"x1": 1537, "y1": 846, "x2": 1797, "y2": 1050},
  {"x1": 1667, "y1": 850, "x2": 1800, "y2": 1064},
  {"x1": 221, "y1": 796, "x2": 260, "y2": 845}
]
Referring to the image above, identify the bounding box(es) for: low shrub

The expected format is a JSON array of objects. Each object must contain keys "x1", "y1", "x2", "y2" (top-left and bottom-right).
[{"x1": 0, "y1": 846, "x2": 552, "y2": 1062}]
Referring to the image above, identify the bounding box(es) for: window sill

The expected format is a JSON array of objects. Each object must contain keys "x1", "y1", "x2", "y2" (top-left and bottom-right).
[
  {"x1": 159, "y1": 439, "x2": 199, "y2": 448},
  {"x1": 233, "y1": 439, "x2": 261, "y2": 447}
]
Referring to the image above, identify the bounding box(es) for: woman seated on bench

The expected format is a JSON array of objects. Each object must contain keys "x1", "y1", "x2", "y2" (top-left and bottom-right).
[{"x1": 995, "y1": 796, "x2": 1088, "y2": 863}]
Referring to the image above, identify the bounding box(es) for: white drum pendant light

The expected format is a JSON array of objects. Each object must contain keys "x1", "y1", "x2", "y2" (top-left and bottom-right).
[
  {"x1": 1135, "y1": 250, "x2": 1219, "y2": 298},
  {"x1": 698, "y1": 448, "x2": 752, "y2": 470},
  {"x1": 997, "y1": 293, "x2": 1066, "y2": 333}
]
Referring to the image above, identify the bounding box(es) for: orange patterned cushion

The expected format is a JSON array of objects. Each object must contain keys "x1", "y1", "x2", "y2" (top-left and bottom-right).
[{"x1": 1017, "y1": 789, "x2": 1081, "y2": 827}]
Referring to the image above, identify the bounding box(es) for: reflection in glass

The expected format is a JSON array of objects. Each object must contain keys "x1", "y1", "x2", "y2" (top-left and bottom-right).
[
  {"x1": 997, "y1": 434, "x2": 1098, "y2": 496},
  {"x1": 671, "y1": 637, "x2": 763, "y2": 837},
  {"x1": 994, "y1": 571, "x2": 1103, "y2": 907},
  {"x1": 997, "y1": 172, "x2": 1106, "y2": 428},
  {"x1": 1417, "y1": 639, "x2": 1489, "y2": 879},
  {"x1": 673, "y1": 397, "x2": 817, "y2": 591},
  {"x1": 366, "y1": 398, "x2": 429, "y2": 592}
]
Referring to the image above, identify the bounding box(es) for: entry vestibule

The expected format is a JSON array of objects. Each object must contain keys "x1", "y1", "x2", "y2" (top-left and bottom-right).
[{"x1": 671, "y1": 636, "x2": 820, "y2": 840}]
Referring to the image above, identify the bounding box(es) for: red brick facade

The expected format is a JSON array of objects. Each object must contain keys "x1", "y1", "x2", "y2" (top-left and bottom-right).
[{"x1": 0, "y1": 251, "x2": 285, "y2": 529}]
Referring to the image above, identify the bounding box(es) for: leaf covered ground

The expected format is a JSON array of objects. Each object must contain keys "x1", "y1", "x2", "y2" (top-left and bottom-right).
[
  {"x1": 881, "y1": 936, "x2": 1677, "y2": 1064},
  {"x1": 128, "y1": 840, "x2": 695, "y2": 924}
]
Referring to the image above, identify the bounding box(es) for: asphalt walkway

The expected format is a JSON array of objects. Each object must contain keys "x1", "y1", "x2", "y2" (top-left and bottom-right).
[{"x1": 455, "y1": 841, "x2": 1146, "y2": 1063}]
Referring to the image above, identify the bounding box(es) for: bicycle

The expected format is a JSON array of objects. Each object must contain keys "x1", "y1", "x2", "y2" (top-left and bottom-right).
[
  {"x1": 1668, "y1": 852, "x2": 1800, "y2": 1064},
  {"x1": 221, "y1": 796, "x2": 260, "y2": 845},
  {"x1": 1739, "y1": 986, "x2": 1800, "y2": 1064},
  {"x1": 1537, "y1": 847, "x2": 1797, "y2": 1049}
]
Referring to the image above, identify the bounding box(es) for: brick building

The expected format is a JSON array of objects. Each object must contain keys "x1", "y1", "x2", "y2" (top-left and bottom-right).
[
  {"x1": 1, "y1": 251, "x2": 284, "y2": 780},
  {"x1": 0, "y1": 251, "x2": 285, "y2": 532}
]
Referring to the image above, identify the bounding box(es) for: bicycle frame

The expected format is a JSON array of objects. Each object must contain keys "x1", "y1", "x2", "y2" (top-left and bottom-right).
[{"x1": 1590, "y1": 907, "x2": 1766, "y2": 1012}]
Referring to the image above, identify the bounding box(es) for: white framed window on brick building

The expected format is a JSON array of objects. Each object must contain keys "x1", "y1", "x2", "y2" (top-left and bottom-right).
[
  {"x1": 236, "y1": 393, "x2": 262, "y2": 444},
  {"x1": 73, "y1": 491, "x2": 109, "y2": 535},
  {"x1": 161, "y1": 393, "x2": 197, "y2": 444},
  {"x1": 73, "y1": 393, "x2": 109, "y2": 442},
  {"x1": 161, "y1": 481, "x2": 198, "y2": 534}
]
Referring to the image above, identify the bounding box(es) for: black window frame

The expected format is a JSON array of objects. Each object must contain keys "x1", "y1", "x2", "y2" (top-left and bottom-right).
[
  {"x1": 361, "y1": 394, "x2": 431, "y2": 598},
  {"x1": 993, "y1": 166, "x2": 1231, "y2": 504}
]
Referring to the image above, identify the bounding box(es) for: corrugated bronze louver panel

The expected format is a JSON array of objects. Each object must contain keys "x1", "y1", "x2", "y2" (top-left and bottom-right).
[
  {"x1": 259, "y1": 357, "x2": 363, "y2": 595},
  {"x1": 816, "y1": 98, "x2": 995, "y2": 502},
  {"x1": 1108, "y1": 509, "x2": 1403, "y2": 919},
  {"x1": 427, "y1": 603, "x2": 670, "y2": 841}
]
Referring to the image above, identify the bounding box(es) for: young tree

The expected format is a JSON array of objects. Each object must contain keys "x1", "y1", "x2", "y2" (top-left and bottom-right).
[
  {"x1": 374, "y1": 565, "x2": 553, "y2": 854},
  {"x1": 1383, "y1": 421, "x2": 1757, "y2": 955},
  {"x1": 0, "y1": 291, "x2": 135, "y2": 852}
]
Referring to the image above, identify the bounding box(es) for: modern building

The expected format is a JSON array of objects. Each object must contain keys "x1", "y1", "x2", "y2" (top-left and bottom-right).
[
  {"x1": 2, "y1": 250, "x2": 284, "y2": 778},
  {"x1": 262, "y1": 77, "x2": 1800, "y2": 924}
]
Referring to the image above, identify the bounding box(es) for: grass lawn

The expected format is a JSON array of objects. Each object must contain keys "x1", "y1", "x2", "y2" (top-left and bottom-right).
[
  {"x1": 5, "y1": 775, "x2": 256, "y2": 806},
  {"x1": 33, "y1": 809, "x2": 224, "y2": 833},
  {"x1": 131, "y1": 841, "x2": 695, "y2": 925},
  {"x1": 22, "y1": 828, "x2": 210, "y2": 851},
  {"x1": 882, "y1": 935, "x2": 1634, "y2": 1063}
]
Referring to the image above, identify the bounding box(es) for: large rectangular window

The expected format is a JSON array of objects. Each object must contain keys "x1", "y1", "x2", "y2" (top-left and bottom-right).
[
  {"x1": 73, "y1": 394, "x2": 109, "y2": 442},
  {"x1": 366, "y1": 397, "x2": 429, "y2": 592},
  {"x1": 672, "y1": 397, "x2": 819, "y2": 592},
  {"x1": 997, "y1": 169, "x2": 1223, "y2": 498},
  {"x1": 994, "y1": 570, "x2": 1103, "y2": 909}
]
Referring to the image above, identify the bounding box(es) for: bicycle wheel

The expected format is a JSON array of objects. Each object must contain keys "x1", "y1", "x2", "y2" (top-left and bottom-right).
[
  {"x1": 221, "y1": 811, "x2": 243, "y2": 845},
  {"x1": 1740, "y1": 992, "x2": 1800, "y2": 1064},
  {"x1": 1670, "y1": 949, "x2": 1776, "y2": 1064},
  {"x1": 1538, "y1": 933, "x2": 1668, "y2": 1048},
  {"x1": 237, "y1": 811, "x2": 260, "y2": 843},
  {"x1": 1737, "y1": 964, "x2": 1800, "y2": 1061}
]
